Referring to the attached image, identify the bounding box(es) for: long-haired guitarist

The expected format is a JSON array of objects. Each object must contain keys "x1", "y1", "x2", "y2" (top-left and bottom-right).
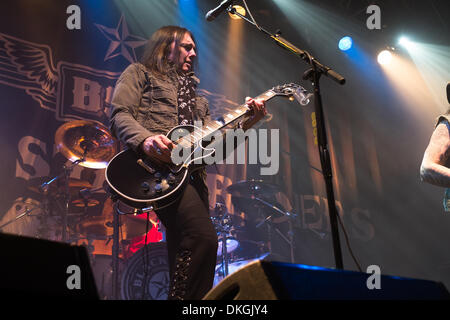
[{"x1": 109, "y1": 26, "x2": 266, "y2": 300}]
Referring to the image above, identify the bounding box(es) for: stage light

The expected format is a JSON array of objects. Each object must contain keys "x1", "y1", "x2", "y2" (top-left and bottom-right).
[
  {"x1": 399, "y1": 36, "x2": 410, "y2": 46},
  {"x1": 398, "y1": 36, "x2": 415, "y2": 50},
  {"x1": 228, "y1": 5, "x2": 246, "y2": 20},
  {"x1": 377, "y1": 50, "x2": 392, "y2": 65},
  {"x1": 338, "y1": 36, "x2": 353, "y2": 51}
]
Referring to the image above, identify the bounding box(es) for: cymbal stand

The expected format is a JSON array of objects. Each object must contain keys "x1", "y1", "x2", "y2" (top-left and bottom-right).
[
  {"x1": 110, "y1": 196, "x2": 154, "y2": 300},
  {"x1": 254, "y1": 197, "x2": 297, "y2": 263},
  {"x1": 218, "y1": 231, "x2": 230, "y2": 278},
  {"x1": 39, "y1": 157, "x2": 85, "y2": 242},
  {"x1": 111, "y1": 197, "x2": 120, "y2": 300},
  {"x1": 213, "y1": 203, "x2": 232, "y2": 279}
]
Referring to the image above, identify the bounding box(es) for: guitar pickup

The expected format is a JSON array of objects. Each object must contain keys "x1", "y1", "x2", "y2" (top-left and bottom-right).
[{"x1": 137, "y1": 159, "x2": 156, "y2": 174}]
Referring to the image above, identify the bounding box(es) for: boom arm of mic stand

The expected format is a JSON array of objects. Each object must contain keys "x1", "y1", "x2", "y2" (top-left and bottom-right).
[
  {"x1": 270, "y1": 35, "x2": 345, "y2": 85},
  {"x1": 226, "y1": 8, "x2": 345, "y2": 85}
]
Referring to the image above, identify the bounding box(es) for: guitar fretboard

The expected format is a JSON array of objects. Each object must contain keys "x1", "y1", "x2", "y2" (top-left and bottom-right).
[{"x1": 179, "y1": 89, "x2": 278, "y2": 146}]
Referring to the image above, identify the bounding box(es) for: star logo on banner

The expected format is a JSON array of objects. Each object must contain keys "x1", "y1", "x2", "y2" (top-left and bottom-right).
[
  {"x1": 95, "y1": 15, "x2": 147, "y2": 64},
  {"x1": 149, "y1": 271, "x2": 169, "y2": 300}
]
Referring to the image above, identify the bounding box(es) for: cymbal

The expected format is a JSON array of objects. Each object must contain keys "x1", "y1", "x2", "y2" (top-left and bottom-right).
[
  {"x1": 55, "y1": 120, "x2": 117, "y2": 169},
  {"x1": 226, "y1": 179, "x2": 280, "y2": 198}
]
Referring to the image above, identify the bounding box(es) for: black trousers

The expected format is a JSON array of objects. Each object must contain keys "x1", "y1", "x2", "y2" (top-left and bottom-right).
[{"x1": 155, "y1": 176, "x2": 218, "y2": 300}]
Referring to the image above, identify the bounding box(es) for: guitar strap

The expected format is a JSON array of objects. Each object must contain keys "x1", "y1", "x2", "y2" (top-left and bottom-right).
[{"x1": 177, "y1": 74, "x2": 196, "y2": 126}]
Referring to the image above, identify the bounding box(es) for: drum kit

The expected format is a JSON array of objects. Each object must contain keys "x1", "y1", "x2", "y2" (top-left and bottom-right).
[
  {"x1": 0, "y1": 120, "x2": 163, "y2": 299},
  {"x1": 211, "y1": 179, "x2": 299, "y2": 285},
  {"x1": 0, "y1": 119, "x2": 301, "y2": 299}
]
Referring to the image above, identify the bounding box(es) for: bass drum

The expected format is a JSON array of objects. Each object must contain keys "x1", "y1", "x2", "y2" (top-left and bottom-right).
[{"x1": 121, "y1": 242, "x2": 169, "y2": 300}]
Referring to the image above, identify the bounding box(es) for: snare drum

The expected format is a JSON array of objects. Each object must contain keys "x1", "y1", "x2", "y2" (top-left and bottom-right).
[{"x1": 217, "y1": 236, "x2": 239, "y2": 256}]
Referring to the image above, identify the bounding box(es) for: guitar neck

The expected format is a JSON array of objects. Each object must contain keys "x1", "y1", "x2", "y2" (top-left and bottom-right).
[{"x1": 200, "y1": 89, "x2": 278, "y2": 139}]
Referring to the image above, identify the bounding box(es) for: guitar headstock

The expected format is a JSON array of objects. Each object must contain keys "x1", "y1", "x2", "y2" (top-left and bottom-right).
[{"x1": 271, "y1": 83, "x2": 312, "y2": 106}]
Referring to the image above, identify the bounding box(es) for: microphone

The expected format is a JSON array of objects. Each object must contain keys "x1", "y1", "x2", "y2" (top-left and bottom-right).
[{"x1": 205, "y1": 0, "x2": 234, "y2": 21}]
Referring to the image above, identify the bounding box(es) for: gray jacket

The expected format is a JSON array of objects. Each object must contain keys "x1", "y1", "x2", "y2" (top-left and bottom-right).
[
  {"x1": 110, "y1": 62, "x2": 210, "y2": 151},
  {"x1": 109, "y1": 63, "x2": 211, "y2": 202}
]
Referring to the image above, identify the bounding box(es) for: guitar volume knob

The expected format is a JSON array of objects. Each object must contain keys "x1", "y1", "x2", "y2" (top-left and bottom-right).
[
  {"x1": 154, "y1": 183, "x2": 162, "y2": 193},
  {"x1": 167, "y1": 173, "x2": 176, "y2": 185},
  {"x1": 141, "y1": 182, "x2": 150, "y2": 193}
]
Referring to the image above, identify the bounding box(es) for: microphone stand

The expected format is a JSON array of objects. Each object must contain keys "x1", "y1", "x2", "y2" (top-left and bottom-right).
[{"x1": 227, "y1": 7, "x2": 345, "y2": 269}]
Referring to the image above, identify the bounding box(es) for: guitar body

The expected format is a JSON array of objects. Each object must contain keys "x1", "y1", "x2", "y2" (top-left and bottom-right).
[
  {"x1": 105, "y1": 124, "x2": 214, "y2": 209},
  {"x1": 105, "y1": 83, "x2": 310, "y2": 209}
]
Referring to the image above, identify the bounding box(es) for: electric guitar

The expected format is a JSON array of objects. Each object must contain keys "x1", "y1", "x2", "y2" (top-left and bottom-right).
[{"x1": 105, "y1": 83, "x2": 310, "y2": 209}]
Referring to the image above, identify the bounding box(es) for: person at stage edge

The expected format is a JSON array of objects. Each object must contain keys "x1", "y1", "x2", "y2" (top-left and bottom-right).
[
  {"x1": 420, "y1": 83, "x2": 450, "y2": 211},
  {"x1": 109, "y1": 25, "x2": 267, "y2": 300}
]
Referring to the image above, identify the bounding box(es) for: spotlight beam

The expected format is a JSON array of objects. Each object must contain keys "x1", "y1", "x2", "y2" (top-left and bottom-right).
[{"x1": 223, "y1": 1, "x2": 348, "y2": 270}]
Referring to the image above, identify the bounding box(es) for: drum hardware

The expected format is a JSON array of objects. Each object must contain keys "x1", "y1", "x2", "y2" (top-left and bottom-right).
[
  {"x1": 213, "y1": 252, "x2": 270, "y2": 287},
  {"x1": 253, "y1": 196, "x2": 297, "y2": 263},
  {"x1": 71, "y1": 198, "x2": 100, "y2": 208},
  {"x1": 0, "y1": 203, "x2": 40, "y2": 231},
  {"x1": 226, "y1": 179, "x2": 281, "y2": 199},
  {"x1": 35, "y1": 120, "x2": 118, "y2": 242},
  {"x1": 68, "y1": 233, "x2": 124, "y2": 300},
  {"x1": 227, "y1": 179, "x2": 299, "y2": 264},
  {"x1": 74, "y1": 213, "x2": 152, "y2": 242},
  {"x1": 211, "y1": 203, "x2": 242, "y2": 280},
  {"x1": 54, "y1": 120, "x2": 118, "y2": 170},
  {"x1": 39, "y1": 160, "x2": 88, "y2": 242},
  {"x1": 70, "y1": 186, "x2": 103, "y2": 218},
  {"x1": 3, "y1": 120, "x2": 116, "y2": 244},
  {"x1": 109, "y1": 195, "x2": 156, "y2": 300}
]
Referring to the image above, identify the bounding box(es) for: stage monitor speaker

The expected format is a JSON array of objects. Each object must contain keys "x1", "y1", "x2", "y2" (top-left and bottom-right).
[
  {"x1": 0, "y1": 233, "x2": 99, "y2": 299},
  {"x1": 203, "y1": 260, "x2": 450, "y2": 300}
]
